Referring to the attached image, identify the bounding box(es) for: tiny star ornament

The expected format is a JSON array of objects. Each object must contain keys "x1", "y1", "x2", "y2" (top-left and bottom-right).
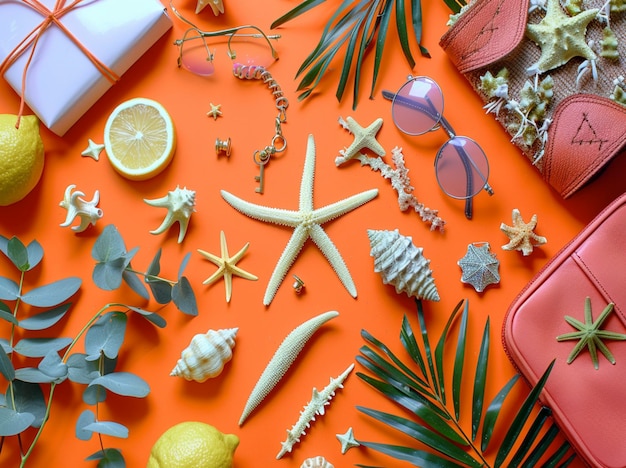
[
  {"x1": 336, "y1": 427, "x2": 360, "y2": 454},
  {"x1": 526, "y1": 0, "x2": 599, "y2": 74},
  {"x1": 81, "y1": 139, "x2": 105, "y2": 161},
  {"x1": 556, "y1": 296, "x2": 626, "y2": 369},
  {"x1": 144, "y1": 186, "x2": 196, "y2": 243},
  {"x1": 336, "y1": 116, "x2": 385, "y2": 165},
  {"x1": 500, "y1": 208, "x2": 547, "y2": 256},
  {"x1": 207, "y1": 103, "x2": 222, "y2": 120},
  {"x1": 198, "y1": 230, "x2": 258, "y2": 303},
  {"x1": 458, "y1": 242, "x2": 500, "y2": 292}
]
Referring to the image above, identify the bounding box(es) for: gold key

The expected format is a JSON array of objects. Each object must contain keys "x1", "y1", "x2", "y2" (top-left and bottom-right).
[
  {"x1": 255, "y1": 162, "x2": 265, "y2": 194},
  {"x1": 253, "y1": 148, "x2": 272, "y2": 194}
]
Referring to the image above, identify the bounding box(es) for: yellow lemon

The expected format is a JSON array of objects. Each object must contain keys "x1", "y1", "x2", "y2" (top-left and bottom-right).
[
  {"x1": 147, "y1": 421, "x2": 239, "y2": 468},
  {"x1": 104, "y1": 98, "x2": 176, "y2": 181},
  {"x1": 0, "y1": 114, "x2": 44, "y2": 206}
]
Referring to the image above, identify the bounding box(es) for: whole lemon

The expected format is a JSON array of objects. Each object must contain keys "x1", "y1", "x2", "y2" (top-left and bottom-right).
[
  {"x1": 0, "y1": 114, "x2": 44, "y2": 206},
  {"x1": 147, "y1": 421, "x2": 239, "y2": 468}
]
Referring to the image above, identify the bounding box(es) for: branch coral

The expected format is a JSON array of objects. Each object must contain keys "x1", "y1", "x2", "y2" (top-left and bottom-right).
[{"x1": 277, "y1": 363, "x2": 354, "y2": 459}]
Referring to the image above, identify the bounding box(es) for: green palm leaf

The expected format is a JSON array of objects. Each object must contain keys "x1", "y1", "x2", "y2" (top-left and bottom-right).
[{"x1": 357, "y1": 299, "x2": 575, "y2": 467}]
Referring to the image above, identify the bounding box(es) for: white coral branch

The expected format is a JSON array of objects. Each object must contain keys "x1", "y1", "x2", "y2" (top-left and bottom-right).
[{"x1": 276, "y1": 363, "x2": 354, "y2": 459}]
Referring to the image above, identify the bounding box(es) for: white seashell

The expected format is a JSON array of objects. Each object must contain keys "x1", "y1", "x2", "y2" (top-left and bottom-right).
[
  {"x1": 170, "y1": 328, "x2": 238, "y2": 383},
  {"x1": 144, "y1": 185, "x2": 196, "y2": 243},
  {"x1": 59, "y1": 184, "x2": 103, "y2": 233},
  {"x1": 300, "y1": 456, "x2": 334, "y2": 468},
  {"x1": 367, "y1": 229, "x2": 440, "y2": 302}
]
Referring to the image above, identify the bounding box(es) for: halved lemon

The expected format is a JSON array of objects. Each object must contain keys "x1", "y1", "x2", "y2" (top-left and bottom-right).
[{"x1": 104, "y1": 98, "x2": 176, "y2": 180}]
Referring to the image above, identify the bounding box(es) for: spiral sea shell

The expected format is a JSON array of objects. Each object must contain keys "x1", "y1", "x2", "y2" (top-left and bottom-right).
[
  {"x1": 170, "y1": 328, "x2": 238, "y2": 383},
  {"x1": 301, "y1": 456, "x2": 334, "y2": 468},
  {"x1": 367, "y1": 229, "x2": 440, "y2": 302}
]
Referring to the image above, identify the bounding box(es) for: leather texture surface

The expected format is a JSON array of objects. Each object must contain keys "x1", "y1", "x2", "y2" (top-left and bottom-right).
[
  {"x1": 439, "y1": 0, "x2": 528, "y2": 73},
  {"x1": 504, "y1": 193, "x2": 626, "y2": 468}
]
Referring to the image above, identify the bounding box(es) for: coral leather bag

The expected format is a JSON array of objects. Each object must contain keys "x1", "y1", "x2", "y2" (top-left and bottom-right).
[{"x1": 503, "y1": 193, "x2": 626, "y2": 468}]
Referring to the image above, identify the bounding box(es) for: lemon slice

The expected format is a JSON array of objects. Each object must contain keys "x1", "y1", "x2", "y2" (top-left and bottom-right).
[{"x1": 104, "y1": 98, "x2": 176, "y2": 180}]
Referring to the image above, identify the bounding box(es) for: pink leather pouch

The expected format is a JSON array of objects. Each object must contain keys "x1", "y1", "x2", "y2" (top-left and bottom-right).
[{"x1": 503, "y1": 192, "x2": 626, "y2": 468}]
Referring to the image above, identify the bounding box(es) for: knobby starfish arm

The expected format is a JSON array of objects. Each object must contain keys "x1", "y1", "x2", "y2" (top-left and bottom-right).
[
  {"x1": 299, "y1": 134, "x2": 317, "y2": 212},
  {"x1": 308, "y1": 224, "x2": 356, "y2": 298},
  {"x1": 263, "y1": 225, "x2": 309, "y2": 305},
  {"x1": 312, "y1": 189, "x2": 379, "y2": 224},
  {"x1": 221, "y1": 190, "x2": 301, "y2": 226}
]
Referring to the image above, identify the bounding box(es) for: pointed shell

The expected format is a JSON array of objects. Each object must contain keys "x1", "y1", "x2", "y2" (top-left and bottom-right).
[
  {"x1": 170, "y1": 328, "x2": 238, "y2": 383},
  {"x1": 301, "y1": 456, "x2": 334, "y2": 468},
  {"x1": 367, "y1": 229, "x2": 440, "y2": 301}
]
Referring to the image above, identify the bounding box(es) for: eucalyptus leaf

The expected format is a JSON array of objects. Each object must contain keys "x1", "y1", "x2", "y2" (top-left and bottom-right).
[
  {"x1": 67, "y1": 353, "x2": 101, "y2": 384},
  {"x1": 0, "y1": 235, "x2": 7, "y2": 256},
  {"x1": 172, "y1": 276, "x2": 198, "y2": 316},
  {"x1": 85, "y1": 312, "x2": 127, "y2": 361},
  {"x1": 0, "y1": 406, "x2": 35, "y2": 436},
  {"x1": 76, "y1": 409, "x2": 96, "y2": 441},
  {"x1": 146, "y1": 248, "x2": 162, "y2": 277},
  {"x1": 0, "y1": 301, "x2": 17, "y2": 325},
  {"x1": 89, "y1": 372, "x2": 150, "y2": 398},
  {"x1": 92, "y1": 225, "x2": 127, "y2": 263},
  {"x1": 0, "y1": 276, "x2": 19, "y2": 301},
  {"x1": 18, "y1": 303, "x2": 72, "y2": 331},
  {"x1": 14, "y1": 337, "x2": 72, "y2": 358},
  {"x1": 6, "y1": 379, "x2": 46, "y2": 427},
  {"x1": 0, "y1": 344, "x2": 15, "y2": 381},
  {"x1": 85, "y1": 448, "x2": 125, "y2": 468},
  {"x1": 25, "y1": 239, "x2": 44, "y2": 271},
  {"x1": 122, "y1": 269, "x2": 149, "y2": 300},
  {"x1": 20, "y1": 277, "x2": 81, "y2": 307},
  {"x1": 14, "y1": 367, "x2": 59, "y2": 384},
  {"x1": 147, "y1": 278, "x2": 172, "y2": 304},
  {"x1": 127, "y1": 305, "x2": 167, "y2": 328},
  {"x1": 83, "y1": 420, "x2": 129, "y2": 439},
  {"x1": 83, "y1": 383, "x2": 107, "y2": 405},
  {"x1": 93, "y1": 257, "x2": 127, "y2": 291},
  {"x1": 178, "y1": 252, "x2": 191, "y2": 279},
  {"x1": 0, "y1": 338, "x2": 11, "y2": 354},
  {"x1": 38, "y1": 349, "x2": 68, "y2": 380},
  {"x1": 7, "y1": 236, "x2": 29, "y2": 271}
]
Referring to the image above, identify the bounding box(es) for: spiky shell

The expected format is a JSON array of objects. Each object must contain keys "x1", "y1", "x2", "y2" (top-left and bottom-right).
[
  {"x1": 170, "y1": 328, "x2": 238, "y2": 383},
  {"x1": 301, "y1": 456, "x2": 334, "y2": 468},
  {"x1": 367, "y1": 229, "x2": 440, "y2": 301}
]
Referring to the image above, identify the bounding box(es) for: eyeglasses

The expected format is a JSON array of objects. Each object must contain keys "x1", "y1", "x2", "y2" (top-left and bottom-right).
[
  {"x1": 169, "y1": 0, "x2": 280, "y2": 76},
  {"x1": 382, "y1": 76, "x2": 493, "y2": 219}
]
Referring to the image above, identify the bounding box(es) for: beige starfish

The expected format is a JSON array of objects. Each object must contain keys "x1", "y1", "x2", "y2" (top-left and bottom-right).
[
  {"x1": 526, "y1": 0, "x2": 598, "y2": 74},
  {"x1": 500, "y1": 208, "x2": 547, "y2": 256},
  {"x1": 222, "y1": 134, "x2": 378, "y2": 306},
  {"x1": 195, "y1": 0, "x2": 224, "y2": 15},
  {"x1": 197, "y1": 230, "x2": 258, "y2": 302},
  {"x1": 336, "y1": 116, "x2": 385, "y2": 165},
  {"x1": 207, "y1": 103, "x2": 222, "y2": 120},
  {"x1": 81, "y1": 139, "x2": 104, "y2": 161}
]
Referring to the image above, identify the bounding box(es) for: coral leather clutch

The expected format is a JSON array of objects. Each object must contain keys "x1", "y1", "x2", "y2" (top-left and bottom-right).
[
  {"x1": 440, "y1": 0, "x2": 626, "y2": 198},
  {"x1": 503, "y1": 192, "x2": 626, "y2": 468}
]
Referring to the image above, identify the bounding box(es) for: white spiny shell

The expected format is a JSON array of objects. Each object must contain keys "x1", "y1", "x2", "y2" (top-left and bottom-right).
[
  {"x1": 170, "y1": 328, "x2": 238, "y2": 383},
  {"x1": 367, "y1": 229, "x2": 440, "y2": 302},
  {"x1": 301, "y1": 456, "x2": 334, "y2": 468}
]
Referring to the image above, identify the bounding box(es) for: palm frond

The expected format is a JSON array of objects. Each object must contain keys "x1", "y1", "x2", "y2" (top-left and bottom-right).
[
  {"x1": 356, "y1": 299, "x2": 577, "y2": 467},
  {"x1": 271, "y1": 0, "x2": 461, "y2": 108}
]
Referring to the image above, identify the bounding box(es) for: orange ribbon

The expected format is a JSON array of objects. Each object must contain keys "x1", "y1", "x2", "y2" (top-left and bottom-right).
[{"x1": 0, "y1": 0, "x2": 120, "y2": 128}]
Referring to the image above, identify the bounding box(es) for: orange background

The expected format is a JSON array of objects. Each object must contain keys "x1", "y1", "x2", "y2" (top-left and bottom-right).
[{"x1": 1, "y1": 0, "x2": 625, "y2": 466}]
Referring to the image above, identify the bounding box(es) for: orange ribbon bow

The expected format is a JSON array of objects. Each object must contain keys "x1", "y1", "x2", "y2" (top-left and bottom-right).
[{"x1": 0, "y1": 0, "x2": 120, "y2": 128}]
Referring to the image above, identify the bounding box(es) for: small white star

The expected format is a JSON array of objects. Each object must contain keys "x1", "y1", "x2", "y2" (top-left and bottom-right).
[
  {"x1": 207, "y1": 103, "x2": 222, "y2": 120},
  {"x1": 336, "y1": 426, "x2": 360, "y2": 454},
  {"x1": 81, "y1": 139, "x2": 105, "y2": 160}
]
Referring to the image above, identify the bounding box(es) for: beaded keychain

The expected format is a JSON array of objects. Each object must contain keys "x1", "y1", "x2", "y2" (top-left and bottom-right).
[{"x1": 233, "y1": 63, "x2": 289, "y2": 194}]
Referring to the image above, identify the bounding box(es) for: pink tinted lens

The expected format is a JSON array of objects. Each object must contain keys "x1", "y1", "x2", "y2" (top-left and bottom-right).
[
  {"x1": 435, "y1": 137, "x2": 489, "y2": 199},
  {"x1": 181, "y1": 40, "x2": 215, "y2": 76},
  {"x1": 392, "y1": 77, "x2": 444, "y2": 136},
  {"x1": 230, "y1": 39, "x2": 275, "y2": 68}
]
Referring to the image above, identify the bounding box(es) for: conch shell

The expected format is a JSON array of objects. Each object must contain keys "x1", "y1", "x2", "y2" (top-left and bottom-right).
[
  {"x1": 367, "y1": 229, "x2": 440, "y2": 301},
  {"x1": 170, "y1": 328, "x2": 237, "y2": 382},
  {"x1": 301, "y1": 456, "x2": 334, "y2": 468}
]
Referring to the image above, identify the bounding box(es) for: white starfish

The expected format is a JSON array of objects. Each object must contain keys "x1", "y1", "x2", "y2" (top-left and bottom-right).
[{"x1": 221, "y1": 134, "x2": 378, "y2": 306}]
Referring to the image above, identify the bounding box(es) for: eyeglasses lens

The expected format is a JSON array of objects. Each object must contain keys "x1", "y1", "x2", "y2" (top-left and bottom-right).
[
  {"x1": 180, "y1": 34, "x2": 215, "y2": 76},
  {"x1": 392, "y1": 77, "x2": 444, "y2": 136},
  {"x1": 435, "y1": 137, "x2": 489, "y2": 199}
]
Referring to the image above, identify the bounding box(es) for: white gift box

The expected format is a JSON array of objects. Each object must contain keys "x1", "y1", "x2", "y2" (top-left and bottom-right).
[{"x1": 0, "y1": 0, "x2": 172, "y2": 136}]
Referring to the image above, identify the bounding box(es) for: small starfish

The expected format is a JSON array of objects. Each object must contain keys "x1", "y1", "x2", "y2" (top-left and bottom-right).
[
  {"x1": 81, "y1": 139, "x2": 105, "y2": 161},
  {"x1": 336, "y1": 426, "x2": 360, "y2": 454},
  {"x1": 500, "y1": 208, "x2": 547, "y2": 256},
  {"x1": 197, "y1": 230, "x2": 258, "y2": 303},
  {"x1": 207, "y1": 103, "x2": 222, "y2": 120},
  {"x1": 526, "y1": 0, "x2": 598, "y2": 74},
  {"x1": 458, "y1": 242, "x2": 500, "y2": 293},
  {"x1": 195, "y1": 0, "x2": 224, "y2": 15},
  {"x1": 222, "y1": 134, "x2": 378, "y2": 305},
  {"x1": 336, "y1": 116, "x2": 385, "y2": 164},
  {"x1": 556, "y1": 297, "x2": 626, "y2": 369}
]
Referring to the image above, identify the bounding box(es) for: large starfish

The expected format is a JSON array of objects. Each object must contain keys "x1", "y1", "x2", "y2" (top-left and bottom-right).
[
  {"x1": 221, "y1": 134, "x2": 378, "y2": 305},
  {"x1": 197, "y1": 230, "x2": 258, "y2": 303},
  {"x1": 556, "y1": 297, "x2": 626, "y2": 369},
  {"x1": 526, "y1": 0, "x2": 598, "y2": 74}
]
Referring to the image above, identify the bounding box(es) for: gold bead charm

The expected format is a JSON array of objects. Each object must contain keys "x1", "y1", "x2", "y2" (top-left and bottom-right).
[
  {"x1": 292, "y1": 275, "x2": 305, "y2": 294},
  {"x1": 216, "y1": 137, "x2": 232, "y2": 157}
]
